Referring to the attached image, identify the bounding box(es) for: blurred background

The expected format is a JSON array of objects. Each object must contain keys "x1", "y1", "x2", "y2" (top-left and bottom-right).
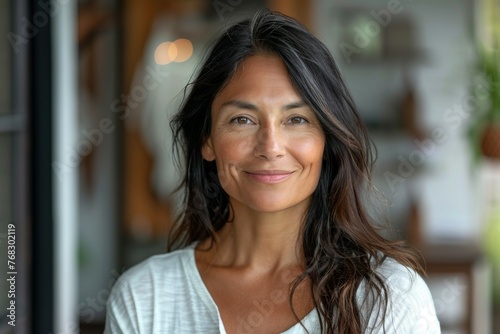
[{"x1": 1, "y1": 0, "x2": 500, "y2": 333}]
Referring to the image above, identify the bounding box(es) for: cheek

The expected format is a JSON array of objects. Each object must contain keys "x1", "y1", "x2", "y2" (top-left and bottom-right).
[
  {"x1": 213, "y1": 134, "x2": 254, "y2": 163},
  {"x1": 292, "y1": 135, "x2": 325, "y2": 166},
  {"x1": 211, "y1": 134, "x2": 253, "y2": 185}
]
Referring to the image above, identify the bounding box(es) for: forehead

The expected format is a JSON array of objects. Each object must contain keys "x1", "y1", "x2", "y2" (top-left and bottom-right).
[{"x1": 212, "y1": 54, "x2": 302, "y2": 108}]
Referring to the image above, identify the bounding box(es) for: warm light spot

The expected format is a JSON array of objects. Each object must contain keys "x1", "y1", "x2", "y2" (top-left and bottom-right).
[
  {"x1": 168, "y1": 43, "x2": 178, "y2": 61},
  {"x1": 172, "y1": 38, "x2": 193, "y2": 62},
  {"x1": 154, "y1": 39, "x2": 193, "y2": 65},
  {"x1": 154, "y1": 41, "x2": 175, "y2": 65}
]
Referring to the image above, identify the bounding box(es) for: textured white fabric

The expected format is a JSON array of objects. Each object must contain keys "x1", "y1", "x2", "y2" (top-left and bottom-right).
[{"x1": 105, "y1": 243, "x2": 440, "y2": 333}]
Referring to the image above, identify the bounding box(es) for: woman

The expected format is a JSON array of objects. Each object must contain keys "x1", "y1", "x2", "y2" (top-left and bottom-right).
[{"x1": 106, "y1": 10, "x2": 440, "y2": 334}]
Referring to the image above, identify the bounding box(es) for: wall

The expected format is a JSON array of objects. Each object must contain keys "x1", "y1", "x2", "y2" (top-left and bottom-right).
[{"x1": 314, "y1": 0, "x2": 481, "y2": 243}]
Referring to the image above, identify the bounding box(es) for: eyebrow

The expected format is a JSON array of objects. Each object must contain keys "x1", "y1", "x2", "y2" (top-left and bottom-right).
[{"x1": 219, "y1": 99, "x2": 308, "y2": 112}]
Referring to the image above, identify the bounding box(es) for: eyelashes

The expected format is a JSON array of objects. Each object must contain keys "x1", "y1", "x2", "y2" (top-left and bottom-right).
[
  {"x1": 230, "y1": 116, "x2": 254, "y2": 125},
  {"x1": 287, "y1": 116, "x2": 308, "y2": 124},
  {"x1": 229, "y1": 115, "x2": 310, "y2": 126}
]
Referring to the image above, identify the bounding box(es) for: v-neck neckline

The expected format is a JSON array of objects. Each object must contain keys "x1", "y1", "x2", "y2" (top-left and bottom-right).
[{"x1": 183, "y1": 242, "x2": 319, "y2": 333}]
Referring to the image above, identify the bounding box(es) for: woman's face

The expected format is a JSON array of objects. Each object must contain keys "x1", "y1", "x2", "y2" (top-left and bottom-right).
[{"x1": 203, "y1": 54, "x2": 325, "y2": 214}]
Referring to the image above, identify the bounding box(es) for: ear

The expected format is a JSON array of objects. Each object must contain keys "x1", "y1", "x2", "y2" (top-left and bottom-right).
[{"x1": 201, "y1": 137, "x2": 216, "y2": 161}]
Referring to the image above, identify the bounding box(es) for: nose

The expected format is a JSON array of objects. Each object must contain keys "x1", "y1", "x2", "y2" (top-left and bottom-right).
[{"x1": 253, "y1": 125, "x2": 286, "y2": 160}]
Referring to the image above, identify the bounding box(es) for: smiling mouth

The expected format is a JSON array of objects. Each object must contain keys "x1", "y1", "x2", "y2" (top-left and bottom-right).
[{"x1": 245, "y1": 170, "x2": 294, "y2": 184}]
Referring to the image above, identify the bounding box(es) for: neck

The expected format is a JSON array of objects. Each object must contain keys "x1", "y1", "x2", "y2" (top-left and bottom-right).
[{"x1": 204, "y1": 199, "x2": 309, "y2": 273}]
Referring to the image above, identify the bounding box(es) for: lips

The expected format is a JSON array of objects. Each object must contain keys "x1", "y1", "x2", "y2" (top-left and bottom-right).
[{"x1": 245, "y1": 170, "x2": 294, "y2": 184}]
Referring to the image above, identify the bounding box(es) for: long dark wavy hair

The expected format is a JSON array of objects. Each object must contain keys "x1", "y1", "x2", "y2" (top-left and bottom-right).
[{"x1": 168, "y1": 10, "x2": 423, "y2": 334}]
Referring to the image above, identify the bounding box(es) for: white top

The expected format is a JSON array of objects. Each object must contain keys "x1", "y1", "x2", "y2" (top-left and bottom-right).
[{"x1": 105, "y1": 243, "x2": 440, "y2": 333}]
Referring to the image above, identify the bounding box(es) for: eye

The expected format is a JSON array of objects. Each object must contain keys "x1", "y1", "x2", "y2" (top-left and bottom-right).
[
  {"x1": 287, "y1": 116, "x2": 308, "y2": 124},
  {"x1": 230, "y1": 116, "x2": 254, "y2": 125}
]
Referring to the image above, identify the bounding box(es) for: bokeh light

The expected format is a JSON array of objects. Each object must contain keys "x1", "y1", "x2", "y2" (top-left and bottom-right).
[
  {"x1": 172, "y1": 38, "x2": 193, "y2": 62},
  {"x1": 154, "y1": 39, "x2": 193, "y2": 65}
]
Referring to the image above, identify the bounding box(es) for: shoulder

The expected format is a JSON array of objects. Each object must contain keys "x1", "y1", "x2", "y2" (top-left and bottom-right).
[
  {"x1": 376, "y1": 257, "x2": 426, "y2": 294},
  {"x1": 109, "y1": 244, "x2": 198, "y2": 303},
  {"x1": 358, "y1": 257, "x2": 441, "y2": 334},
  {"x1": 113, "y1": 246, "x2": 193, "y2": 290},
  {"x1": 104, "y1": 245, "x2": 196, "y2": 333}
]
